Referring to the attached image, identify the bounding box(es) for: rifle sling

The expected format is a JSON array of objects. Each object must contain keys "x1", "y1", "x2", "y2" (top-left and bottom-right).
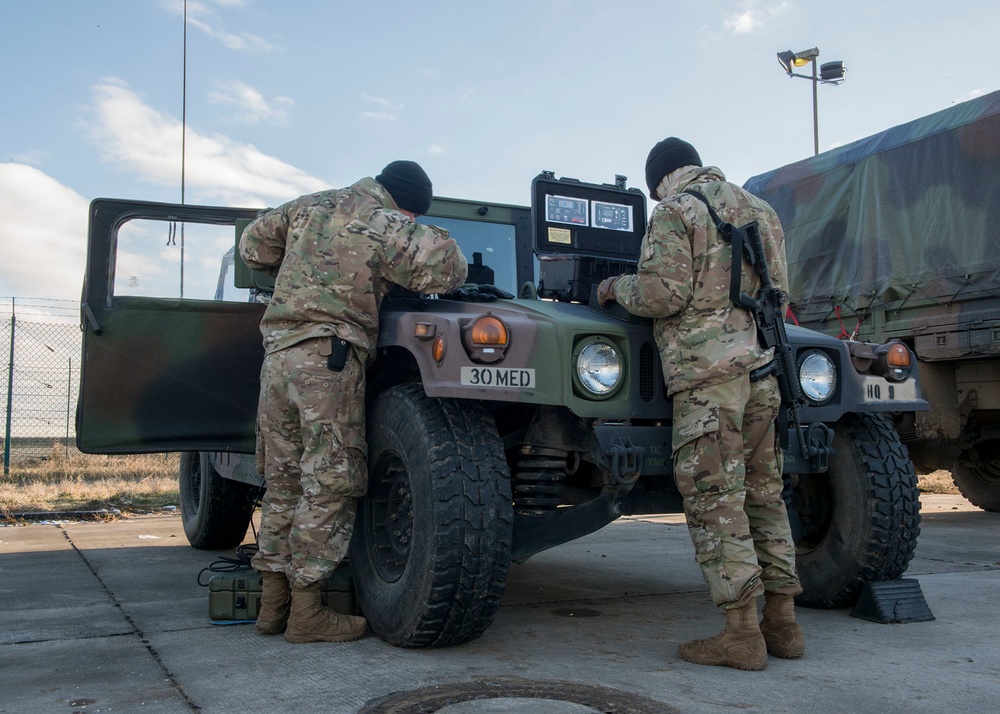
[{"x1": 683, "y1": 189, "x2": 752, "y2": 310}]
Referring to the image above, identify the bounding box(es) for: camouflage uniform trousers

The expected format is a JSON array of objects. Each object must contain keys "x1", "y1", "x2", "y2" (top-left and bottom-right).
[
  {"x1": 250, "y1": 337, "x2": 368, "y2": 589},
  {"x1": 671, "y1": 372, "x2": 802, "y2": 609}
]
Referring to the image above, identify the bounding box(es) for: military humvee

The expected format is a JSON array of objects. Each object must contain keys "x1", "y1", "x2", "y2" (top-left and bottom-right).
[
  {"x1": 77, "y1": 171, "x2": 927, "y2": 648},
  {"x1": 744, "y1": 89, "x2": 1000, "y2": 513}
]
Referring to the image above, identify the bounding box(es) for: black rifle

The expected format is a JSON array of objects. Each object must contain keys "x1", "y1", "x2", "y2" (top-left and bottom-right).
[{"x1": 683, "y1": 190, "x2": 831, "y2": 471}]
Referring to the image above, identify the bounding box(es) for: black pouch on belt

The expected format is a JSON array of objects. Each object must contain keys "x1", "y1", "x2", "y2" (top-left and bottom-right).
[{"x1": 327, "y1": 338, "x2": 350, "y2": 372}]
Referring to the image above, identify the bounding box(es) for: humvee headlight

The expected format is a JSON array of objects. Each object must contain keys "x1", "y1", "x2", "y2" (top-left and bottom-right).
[
  {"x1": 575, "y1": 339, "x2": 623, "y2": 397},
  {"x1": 798, "y1": 351, "x2": 836, "y2": 404}
]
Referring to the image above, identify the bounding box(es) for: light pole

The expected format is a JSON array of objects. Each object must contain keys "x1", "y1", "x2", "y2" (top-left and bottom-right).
[{"x1": 776, "y1": 48, "x2": 846, "y2": 155}]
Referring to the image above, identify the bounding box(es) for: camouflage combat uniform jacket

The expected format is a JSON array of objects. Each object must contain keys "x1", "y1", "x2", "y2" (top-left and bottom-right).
[
  {"x1": 239, "y1": 177, "x2": 468, "y2": 362},
  {"x1": 612, "y1": 166, "x2": 788, "y2": 394}
]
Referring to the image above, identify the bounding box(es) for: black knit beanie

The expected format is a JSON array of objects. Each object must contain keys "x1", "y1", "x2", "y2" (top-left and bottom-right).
[
  {"x1": 376, "y1": 160, "x2": 433, "y2": 215},
  {"x1": 644, "y1": 138, "x2": 702, "y2": 199}
]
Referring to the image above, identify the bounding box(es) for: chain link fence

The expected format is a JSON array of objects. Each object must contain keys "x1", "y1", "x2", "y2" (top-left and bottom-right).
[{"x1": 1, "y1": 297, "x2": 175, "y2": 478}]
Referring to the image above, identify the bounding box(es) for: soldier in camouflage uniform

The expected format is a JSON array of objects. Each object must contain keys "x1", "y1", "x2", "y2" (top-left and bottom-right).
[
  {"x1": 598, "y1": 138, "x2": 804, "y2": 670},
  {"x1": 239, "y1": 160, "x2": 468, "y2": 643}
]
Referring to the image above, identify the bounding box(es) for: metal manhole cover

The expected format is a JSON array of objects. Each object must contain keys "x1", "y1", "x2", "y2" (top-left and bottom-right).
[{"x1": 358, "y1": 677, "x2": 677, "y2": 713}]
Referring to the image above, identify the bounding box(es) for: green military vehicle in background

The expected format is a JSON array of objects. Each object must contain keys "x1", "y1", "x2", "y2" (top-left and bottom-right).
[
  {"x1": 77, "y1": 170, "x2": 927, "y2": 648},
  {"x1": 745, "y1": 89, "x2": 1000, "y2": 513}
]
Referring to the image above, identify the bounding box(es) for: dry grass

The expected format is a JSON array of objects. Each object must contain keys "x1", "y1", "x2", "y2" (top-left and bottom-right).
[
  {"x1": 917, "y1": 469, "x2": 960, "y2": 495},
  {"x1": 1, "y1": 443, "x2": 179, "y2": 517},
  {"x1": 0, "y1": 442, "x2": 960, "y2": 517}
]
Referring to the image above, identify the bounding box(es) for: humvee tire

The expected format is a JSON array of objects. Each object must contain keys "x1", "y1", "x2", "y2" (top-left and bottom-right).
[
  {"x1": 792, "y1": 414, "x2": 921, "y2": 607},
  {"x1": 351, "y1": 384, "x2": 513, "y2": 647},
  {"x1": 179, "y1": 452, "x2": 256, "y2": 549},
  {"x1": 951, "y1": 446, "x2": 1000, "y2": 512}
]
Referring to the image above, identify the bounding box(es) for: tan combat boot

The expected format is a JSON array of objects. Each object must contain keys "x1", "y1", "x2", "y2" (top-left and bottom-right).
[
  {"x1": 759, "y1": 592, "x2": 805, "y2": 659},
  {"x1": 255, "y1": 571, "x2": 291, "y2": 635},
  {"x1": 678, "y1": 600, "x2": 768, "y2": 671},
  {"x1": 284, "y1": 582, "x2": 367, "y2": 644}
]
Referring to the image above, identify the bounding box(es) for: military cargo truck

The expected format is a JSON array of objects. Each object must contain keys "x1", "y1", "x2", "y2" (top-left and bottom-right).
[
  {"x1": 744, "y1": 89, "x2": 1000, "y2": 512},
  {"x1": 76, "y1": 171, "x2": 927, "y2": 647}
]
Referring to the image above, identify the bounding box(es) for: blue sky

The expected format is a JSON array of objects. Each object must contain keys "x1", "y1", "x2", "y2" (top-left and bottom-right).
[{"x1": 2, "y1": 0, "x2": 997, "y2": 303}]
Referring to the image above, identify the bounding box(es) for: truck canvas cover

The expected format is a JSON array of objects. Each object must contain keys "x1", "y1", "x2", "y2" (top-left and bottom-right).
[{"x1": 743, "y1": 90, "x2": 1000, "y2": 338}]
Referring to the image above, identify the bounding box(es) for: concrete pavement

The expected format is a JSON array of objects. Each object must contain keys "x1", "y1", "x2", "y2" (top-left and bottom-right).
[{"x1": 1, "y1": 494, "x2": 997, "y2": 713}]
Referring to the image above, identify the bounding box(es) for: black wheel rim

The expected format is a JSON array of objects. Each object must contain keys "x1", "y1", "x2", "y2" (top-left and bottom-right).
[
  {"x1": 367, "y1": 451, "x2": 413, "y2": 583},
  {"x1": 962, "y1": 443, "x2": 1000, "y2": 485},
  {"x1": 790, "y1": 473, "x2": 832, "y2": 554}
]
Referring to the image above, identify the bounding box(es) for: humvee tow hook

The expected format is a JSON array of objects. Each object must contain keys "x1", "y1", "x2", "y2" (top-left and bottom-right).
[
  {"x1": 804, "y1": 423, "x2": 834, "y2": 471},
  {"x1": 607, "y1": 436, "x2": 644, "y2": 486}
]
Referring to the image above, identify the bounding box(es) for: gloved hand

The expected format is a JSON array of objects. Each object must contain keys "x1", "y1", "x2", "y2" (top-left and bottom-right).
[
  {"x1": 597, "y1": 276, "x2": 620, "y2": 307},
  {"x1": 442, "y1": 283, "x2": 514, "y2": 302},
  {"x1": 475, "y1": 284, "x2": 514, "y2": 300},
  {"x1": 442, "y1": 284, "x2": 481, "y2": 301}
]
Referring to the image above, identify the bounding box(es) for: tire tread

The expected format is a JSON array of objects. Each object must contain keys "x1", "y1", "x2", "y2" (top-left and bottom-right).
[
  {"x1": 797, "y1": 413, "x2": 920, "y2": 608},
  {"x1": 179, "y1": 452, "x2": 255, "y2": 550},
  {"x1": 356, "y1": 384, "x2": 512, "y2": 647}
]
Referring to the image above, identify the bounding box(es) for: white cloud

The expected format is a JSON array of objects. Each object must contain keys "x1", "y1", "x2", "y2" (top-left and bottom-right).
[
  {"x1": 360, "y1": 94, "x2": 402, "y2": 122},
  {"x1": 0, "y1": 164, "x2": 89, "y2": 300},
  {"x1": 208, "y1": 80, "x2": 293, "y2": 124},
  {"x1": 85, "y1": 79, "x2": 327, "y2": 206},
  {"x1": 427, "y1": 144, "x2": 444, "y2": 156},
  {"x1": 187, "y1": 16, "x2": 273, "y2": 53},
  {"x1": 159, "y1": 0, "x2": 272, "y2": 53},
  {"x1": 361, "y1": 94, "x2": 403, "y2": 112},
  {"x1": 8, "y1": 149, "x2": 50, "y2": 168},
  {"x1": 722, "y1": 0, "x2": 792, "y2": 35},
  {"x1": 954, "y1": 88, "x2": 987, "y2": 104},
  {"x1": 724, "y1": 9, "x2": 759, "y2": 34},
  {"x1": 360, "y1": 111, "x2": 397, "y2": 122}
]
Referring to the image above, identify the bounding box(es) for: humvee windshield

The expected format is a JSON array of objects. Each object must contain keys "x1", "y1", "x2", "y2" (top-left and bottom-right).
[{"x1": 417, "y1": 216, "x2": 519, "y2": 294}]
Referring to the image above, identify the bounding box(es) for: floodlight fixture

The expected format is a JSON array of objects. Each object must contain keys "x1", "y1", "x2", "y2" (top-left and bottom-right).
[
  {"x1": 777, "y1": 47, "x2": 819, "y2": 75},
  {"x1": 820, "y1": 61, "x2": 847, "y2": 84},
  {"x1": 775, "y1": 46, "x2": 847, "y2": 155},
  {"x1": 776, "y1": 50, "x2": 795, "y2": 74}
]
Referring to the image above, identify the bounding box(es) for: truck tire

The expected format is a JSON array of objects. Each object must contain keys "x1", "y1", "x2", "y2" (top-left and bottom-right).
[
  {"x1": 952, "y1": 445, "x2": 1000, "y2": 512},
  {"x1": 179, "y1": 452, "x2": 256, "y2": 550},
  {"x1": 351, "y1": 384, "x2": 513, "y2": 647},
  {"x1": 791, "y1": 413, "x2": 921, "y2": 608}
]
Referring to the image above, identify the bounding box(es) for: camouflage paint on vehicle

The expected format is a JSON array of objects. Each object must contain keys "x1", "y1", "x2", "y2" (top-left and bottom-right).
[
  {"x1": 743, "y1": 90, "x2": 1000, "y2": 335},
  {"x1": 744, "y1": 89, "x2": 1000, "y2": 510}
]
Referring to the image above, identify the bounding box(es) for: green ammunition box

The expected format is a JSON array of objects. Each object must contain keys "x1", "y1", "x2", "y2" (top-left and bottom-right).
[{"x1": 208, "y1": 564, "x2": 358, "y2": 621}]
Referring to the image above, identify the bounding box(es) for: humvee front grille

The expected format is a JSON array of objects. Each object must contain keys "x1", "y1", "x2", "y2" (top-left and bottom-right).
[{"x1": 639, "y1": 342, "x2": 656, "y2": 402}]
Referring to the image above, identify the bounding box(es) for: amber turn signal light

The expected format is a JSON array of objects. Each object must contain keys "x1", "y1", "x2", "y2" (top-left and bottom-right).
[
  {"x1": 432, "y1": 334, "x2": 446, "y2": 363},
  {"x1": 876, "y1": 341, "x2": 912, "y2": 381},
  {"x1": 462, "y1": 315, "x2": 509, "y2": 364},
  {"x1": 469, "y1": 316, "x2": 508, "y2": 347},
  {"x1": 886, "y1": 342, "x2": 910, "y2": 367}
]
